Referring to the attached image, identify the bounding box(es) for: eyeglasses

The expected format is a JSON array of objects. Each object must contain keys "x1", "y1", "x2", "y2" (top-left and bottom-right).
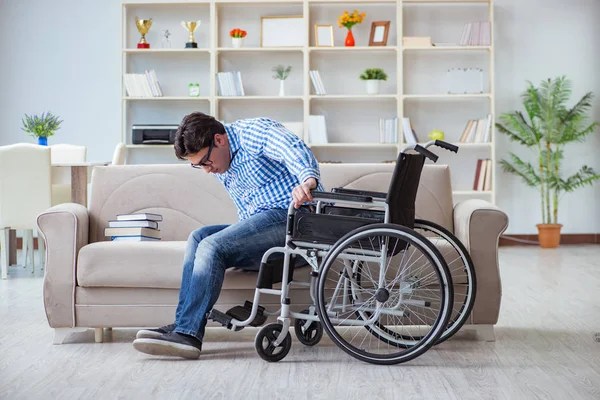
[{"x1": 191, "y1": 140, "x2": 215, "y2": 169}]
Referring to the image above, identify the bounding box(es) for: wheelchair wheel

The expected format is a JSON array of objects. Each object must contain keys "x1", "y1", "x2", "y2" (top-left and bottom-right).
[
  {"x1": 294, "y1": 309, "x2": 323, "y2": 346},
  {"x1": 254, "y1": 323, "x2": 292, "y2": 362},
  {"x1": 414, "y1": 219, "x2": 476, "y2": 344},
  {"x1": 317, "y1": 223, "x2": 453, "y2": 365}
]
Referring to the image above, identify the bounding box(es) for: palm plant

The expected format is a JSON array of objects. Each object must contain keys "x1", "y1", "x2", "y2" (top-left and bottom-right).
[{"x1": 496, "y1": 76, "x2": 600, "y2": 226}]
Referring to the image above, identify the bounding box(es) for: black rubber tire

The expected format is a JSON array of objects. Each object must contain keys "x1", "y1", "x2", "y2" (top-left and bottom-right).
[
  {"x1": 317, "y1": 223, "x2": 453, "y2": 365},
  {"x1": 414, "y1": 219, "x2": 477, "y2": 345},
  {"x1": 254, "y1": 323, "x2": 292, "y2": 362},
  {"x1": 294, "y1": 310, "x2": 324, "y2": 346}
]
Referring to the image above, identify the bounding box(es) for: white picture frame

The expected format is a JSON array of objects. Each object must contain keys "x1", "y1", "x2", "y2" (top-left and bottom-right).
[
  {"x1": 315, "y1": 24, "x2": 334, "y2": 47},
  {"x1": 261, "y1": 15, "x2": 305, "y2": 47}
]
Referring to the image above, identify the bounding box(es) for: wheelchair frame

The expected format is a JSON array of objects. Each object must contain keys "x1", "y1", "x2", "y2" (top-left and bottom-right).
[{"x1": 207, "y1": 140, "x2": 464, "y2": 364}]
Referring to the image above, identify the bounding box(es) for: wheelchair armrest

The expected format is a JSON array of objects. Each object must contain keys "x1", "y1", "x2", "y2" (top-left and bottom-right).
[
  {"x1": 331, "y1": 187, "x2": 387, "y2": 199},
  {"x1": 310, "y1": 190, "x2": 373, "y2": 203}
]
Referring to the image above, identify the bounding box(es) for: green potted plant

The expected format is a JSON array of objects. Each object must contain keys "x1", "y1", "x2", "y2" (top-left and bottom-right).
[
  {"x1": 272, "y1": 65, "x2": 292, "y2": 97},
  {"x1": 496, "y1": 76, "x2": 600, "y2": 248},
  {"x1": 21, "y1": 111, "x2": 62, "y2": 146},
  {"x1": 359, "y1": 68, "x2": 387, "y2": 95}
]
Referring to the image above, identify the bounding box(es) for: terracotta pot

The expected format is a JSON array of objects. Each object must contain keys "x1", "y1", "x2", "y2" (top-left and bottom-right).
[{"x1": 536, "y1": 224, "x2": 562, "y2": 248}]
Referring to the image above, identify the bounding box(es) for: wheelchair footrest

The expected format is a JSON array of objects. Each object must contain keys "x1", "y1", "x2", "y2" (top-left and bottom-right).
[
  {"x1": 226, "y1": 301, "x2": 268, "y2": 327},
  {"x1": 207, "y1": 308, "x2": 243, "y2": 331}
]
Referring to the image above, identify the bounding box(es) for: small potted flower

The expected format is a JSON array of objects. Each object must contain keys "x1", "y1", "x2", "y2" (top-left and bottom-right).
[
  {"x1": 360, "y1": 68, "x2": 388, "y2": 95},
  {"x1": 21, "y1": 111, "x2": 62, "y2": 146},
  {"x1": 272, "y1": 65, "x2": 292, "y2": 96},
  {"x1": 230, "y1": 28, "x2": 247, "y2": 48},
  {"x1": 338, "y1": 10, "x2": 366, "y2": 47}
]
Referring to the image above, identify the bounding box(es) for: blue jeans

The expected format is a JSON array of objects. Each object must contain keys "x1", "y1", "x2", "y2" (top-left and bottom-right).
[{"x1": 173, "y1": 208, "x2": 289, "y2": 341}]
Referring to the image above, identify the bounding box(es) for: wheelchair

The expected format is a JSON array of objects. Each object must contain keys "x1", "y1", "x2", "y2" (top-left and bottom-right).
[{"x1": 207, "y1": 140, "x2": 476, "y2": 365}]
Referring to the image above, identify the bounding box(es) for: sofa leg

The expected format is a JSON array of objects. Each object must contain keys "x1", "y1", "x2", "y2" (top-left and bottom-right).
[
  {"x1": 95, "y1": 328, "x2": 104, "y2": 343},
  {"x1": 53, "y1": 327, "x2": 88, "y2": 345},
  {"x1": 471, "y1": 325, "x2": 496, "y2": 342}
]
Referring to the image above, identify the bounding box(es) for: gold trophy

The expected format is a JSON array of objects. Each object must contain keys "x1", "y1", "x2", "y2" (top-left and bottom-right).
[
  {"x1": 136, "y1": 16, "x2": 153, "y2": 49},
  {"x1": 181, "y1": 20, "x2": 201, "y2": 48}
]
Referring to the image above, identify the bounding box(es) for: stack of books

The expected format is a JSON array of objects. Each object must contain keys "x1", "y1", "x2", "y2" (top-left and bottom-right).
[
  {"x1": 105, "y1": 213, "x2": 163, "y2": 241},
  {"x1": 473, "y1": 159, "x2": 492, "y2": 191},
  {"x1": 459, "y1": 114, "x2": 492, "y2": 143},
  {"x1": 309, "y1": 70, "x2": 326, "y2": 95},
  {"x1": 379, "y1": 117, "x2": 398, "y2": 143},
  {"x1": 216, "y1": 71, "x2": 245, "y2": 96},
  {"x1": 123, "y1": 70, "x2": 163, "y2": 97}
]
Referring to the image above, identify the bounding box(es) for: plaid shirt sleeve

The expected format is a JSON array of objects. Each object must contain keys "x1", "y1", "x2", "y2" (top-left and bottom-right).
[{"x1": 236, "y1": 118, "x2": 322, "y2": 187}]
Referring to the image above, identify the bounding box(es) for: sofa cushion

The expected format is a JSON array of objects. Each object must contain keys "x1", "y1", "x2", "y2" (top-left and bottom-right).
[{"x1": 77, "y1": 241, "x2": 312, "y2": 290}]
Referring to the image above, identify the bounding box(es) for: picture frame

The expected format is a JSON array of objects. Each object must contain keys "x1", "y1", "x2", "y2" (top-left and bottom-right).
[
  {"x1": 314, "y1": 24, "x2": 334, "y2": 47},
  {"x1": 369, "y1": 21, "x2": 391, "y2": 46},
  {"x1": 261, "y1": 15, "x2": 305, "y2": 47}
]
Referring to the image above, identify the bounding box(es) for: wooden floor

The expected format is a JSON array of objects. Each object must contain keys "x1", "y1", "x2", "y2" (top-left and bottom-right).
[{"x1": 1, "y1": 246, "x2": 600, "y2": 399}]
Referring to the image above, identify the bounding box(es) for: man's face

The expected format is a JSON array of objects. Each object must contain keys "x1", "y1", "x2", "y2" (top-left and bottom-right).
[{"x1": 187, "y1": 133, "x2": 231, "y2": 174}]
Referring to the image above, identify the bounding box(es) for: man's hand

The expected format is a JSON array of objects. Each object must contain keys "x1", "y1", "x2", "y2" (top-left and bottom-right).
[{"x1": 292, "y1": 178, "x2": 317, "y2": 208}]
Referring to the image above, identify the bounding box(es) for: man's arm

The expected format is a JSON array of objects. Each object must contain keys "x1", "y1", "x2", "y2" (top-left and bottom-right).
[{"x1": 237, "y1": 118, "x2": 322, "y2": 187}]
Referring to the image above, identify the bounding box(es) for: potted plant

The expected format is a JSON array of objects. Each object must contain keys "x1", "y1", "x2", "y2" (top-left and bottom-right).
[
  {"x1": 360, "y1": 68, "x2": 387, "y2": 95},
  {"x1": 272, "y1": 65, "x2": 292, "y2": 96},
  {"x1": 21, "y1": 111, "x2": 62, "y2": 146},
  {"x1": 230, "y1": 28, "x2": 247, "y2": 48},
  {"x1": 496, "y1": 76, "x2": 600, "y2": 248},
  {"x1": 337, "y1": 10, "x2": 366, "y2": 47}
]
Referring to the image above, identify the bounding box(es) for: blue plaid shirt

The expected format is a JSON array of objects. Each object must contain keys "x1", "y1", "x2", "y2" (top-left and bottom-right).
[{"x1": 215, "y1": 117, "x2": 325, "y2": 221}]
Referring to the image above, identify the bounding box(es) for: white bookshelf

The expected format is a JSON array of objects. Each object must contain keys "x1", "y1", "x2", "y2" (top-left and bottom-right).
[{"x1": 121, "y1": 0, "x2": 496, "y2": 204}]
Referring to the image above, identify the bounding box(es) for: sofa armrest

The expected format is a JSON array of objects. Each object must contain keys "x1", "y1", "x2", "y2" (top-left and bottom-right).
[
  {"x1": 453, "y1": 199, "x2": 509, "y2": 325},
  {"x1": 37, "y1": 203, "x2": 89, "y2": 328}
]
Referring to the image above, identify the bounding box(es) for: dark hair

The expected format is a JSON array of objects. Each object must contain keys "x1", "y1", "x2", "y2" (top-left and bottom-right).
[{"x1": 174, "y1": 112, "x2": 225, "y2": 160}]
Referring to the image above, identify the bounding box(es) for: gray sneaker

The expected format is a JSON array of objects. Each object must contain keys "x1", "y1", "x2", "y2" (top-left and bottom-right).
[
  {"x1": 135, "y1": 323, "x2": 177, "y2": 339},
  {"x1": 133, "y1": 332, "x2": 202, "y2": 360}
]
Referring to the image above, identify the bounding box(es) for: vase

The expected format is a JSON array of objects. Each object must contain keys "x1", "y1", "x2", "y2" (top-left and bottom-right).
[
  {"x1": 345, "y1": 29, "x2": 355, "y2": 47},
  {"x1": 279, "y1": 80, "x2": 285, "y2": 96},
  {"x1": 536, "y1": 223, "x2": 562, "y2": 248},
  {"x1": 365, "y1": 80, "x2": 380, "y2": 95},
  {"x1": 232, "y1": 37, "x2": 244, "y2": 48},
  {"x1": 38, "y1": 137, "x2": 47, "y2": 146}
]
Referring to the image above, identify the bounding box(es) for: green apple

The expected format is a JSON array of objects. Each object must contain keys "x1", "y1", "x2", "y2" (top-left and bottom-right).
[{"x1": 429, "y1": 129, "x2": 445, "y2": 140}]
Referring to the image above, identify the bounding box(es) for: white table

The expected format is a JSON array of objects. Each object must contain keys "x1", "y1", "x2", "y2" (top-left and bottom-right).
[{"x1": 51, "y1": 161, "x2": 111, "y2": 206}]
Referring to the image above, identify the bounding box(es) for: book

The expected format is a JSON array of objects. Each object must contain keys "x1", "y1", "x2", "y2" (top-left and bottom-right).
[
  {"x1": 116, "y1": 213, "x2": 163, "y2": 222},
  {"x1": 104, "y1": 227, "x2": 161, "y2": 239},
  {"x1": 111, "y1": 236, "x2": 161, "y2": 242},
  {"x1": 107, "y1": 220, "x2": 159, "y2": 229}
]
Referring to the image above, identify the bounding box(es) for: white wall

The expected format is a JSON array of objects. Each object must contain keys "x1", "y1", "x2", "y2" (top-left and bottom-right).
[{"x1": 0, "y1": 0, "x2": 598, "y2": 234}]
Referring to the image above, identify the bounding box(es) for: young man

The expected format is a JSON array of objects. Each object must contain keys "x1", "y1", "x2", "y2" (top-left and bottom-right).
[{"x1": 132, "y1": 112, "x2": 325, "y2": 359}]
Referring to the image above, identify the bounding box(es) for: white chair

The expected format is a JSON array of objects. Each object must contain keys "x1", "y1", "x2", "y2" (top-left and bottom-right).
[
  {"x1": 112, "y1": 142, "x2": 127, "y2": 165},
  {"x1": 0, "y1": 144, "x2": 52, "y2": 279},
  {"x1": 50, "y1": 144, "x2": 87, "y2": 206}
]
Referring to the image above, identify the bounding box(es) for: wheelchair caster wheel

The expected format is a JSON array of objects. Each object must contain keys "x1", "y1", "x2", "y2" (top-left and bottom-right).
[
  {"x1": 254, "y1": 323, "x2": 292, "y2": 362},
  {"x1": 294, "y1": 310, "x2": 323, "y2": 347}
]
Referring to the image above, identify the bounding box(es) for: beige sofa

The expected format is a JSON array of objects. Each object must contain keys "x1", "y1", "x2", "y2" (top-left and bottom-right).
[{"x1": 37, "y1": 163, "x2": 508, "y2": 345}]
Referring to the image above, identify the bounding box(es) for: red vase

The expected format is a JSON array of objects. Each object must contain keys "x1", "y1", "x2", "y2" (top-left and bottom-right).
[{"x1": 345, "y1": 29, "x2": 355, "y2": 46}]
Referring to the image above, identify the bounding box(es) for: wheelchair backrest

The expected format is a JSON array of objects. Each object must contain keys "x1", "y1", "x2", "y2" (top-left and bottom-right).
[{"x1": 385, "y1": 153, "x2": 426, "y2": 229}]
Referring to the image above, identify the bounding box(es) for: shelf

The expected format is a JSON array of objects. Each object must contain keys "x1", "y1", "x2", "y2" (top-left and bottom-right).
[
  {"x1": 310, "y1": 46, "x2": 397, "y2": 52},
  {"x1": 309, "y1": 0, "x2": 397, "y2": 4},
  {"x1": 309, "y1": 143, "x2": 398, "y2": 148},
  {"x1": 123, "y1": 0, "x2": 210, "y2": 5},
  {"x1": 419, "y1": 142, "x2": 491, "y2": 147},
  {"x1": 126, "y1": 144, "x2": 174, "y2": 148},
  {"x1": 122, "y1": 48, "x2": 210, "y2": 54},
  {"x1": 216, "y1": 96, "x2": 304, "y2": 100},
  {"x1": 403, "y1": 46, "x2": 491, "y2": 51},
  {"x1": 218, "y1": 0, "x2": 303, "y2": 4},
  {"x1": 310, "y1": 94, "x2": 398, "y2": 100},
  {"x1": 122, "y1": 96, "x2": 211, "y2": 101},
  {"x1": 217, "y1": 47, "x2": 303, "y2": 53},
  {"x1": 403, "y1": 94, "x2": 491, "y2": 99},
  {"x1": 403, "y1": 0, "x2": 489, "y2": 3}
]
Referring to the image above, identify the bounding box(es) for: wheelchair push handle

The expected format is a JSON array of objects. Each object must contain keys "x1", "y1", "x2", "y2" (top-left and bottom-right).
[
  {"x1": 433, "y1": 140, "x2": 459, "y2": 153},
  {"x1": 414, "y1": 145, "x2": 439, "y2": 163}
]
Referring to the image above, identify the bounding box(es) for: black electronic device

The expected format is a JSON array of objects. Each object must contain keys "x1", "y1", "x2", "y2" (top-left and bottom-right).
[{"x1": 132, "y1": 124, "x2": 178, "y2": 145}]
